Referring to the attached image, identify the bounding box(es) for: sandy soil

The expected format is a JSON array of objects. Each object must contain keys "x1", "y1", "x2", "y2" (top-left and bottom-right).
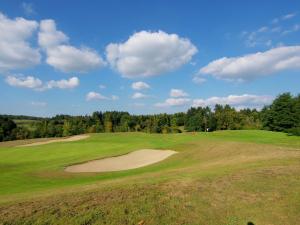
[
  {"x1": 65, "y1": 149, "x2": 177, "y2": 173},
  {"x1": 19, "y1": 134, "x2": 90, "y2": 147}
]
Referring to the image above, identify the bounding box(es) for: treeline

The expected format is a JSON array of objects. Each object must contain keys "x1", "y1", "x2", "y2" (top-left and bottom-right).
[
  {"x1": 1, "y1": 92, "x2": 299, "y2": 142},
  {"x1": 261, "y1": 93, "x2": 300, "y2": 135}
]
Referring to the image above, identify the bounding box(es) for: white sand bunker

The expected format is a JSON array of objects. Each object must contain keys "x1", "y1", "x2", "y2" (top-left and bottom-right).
[
  {"x1": 19, "y1": 134, "x2": 89, "y2": 147},
  {"x1": 65, "y1": 149, "x2": 177, "y2": 173}
]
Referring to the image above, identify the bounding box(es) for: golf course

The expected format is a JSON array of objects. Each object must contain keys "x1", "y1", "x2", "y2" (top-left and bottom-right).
[{"x1": 0, "y1": 130, "x2": 300, "y2": 224}]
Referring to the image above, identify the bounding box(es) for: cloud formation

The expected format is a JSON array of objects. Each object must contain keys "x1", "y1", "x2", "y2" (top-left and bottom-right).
[
  {"x1": 192, "y1": 76, "x2": 206, "y2": 84},
  {"x1": 39, "y1": 19, "x2": 105, "y2": 73},
  {"x1": 199, "y1": 45, "x2": 300, "y2": 81},
  {"x1": 0, "y1": 13, "x2": 40, "y2": 71},
  {"x1": 193, "y1": 94, "x2": 273, "y2": 109},
  {"x1": 86, "y1": 92, "x2": 119, "y2": 101},
  {"x1": 46, "y1": 77, "x2": 79, "y2": 89},
  {"x1": 132, "y1": 92, "x2": 148, "y2": 99},
  {"x1": 273, "y1": 12, "x2": 297, "y2": 23},
  {"x1": 155, "y1": 98, "x2": 191, "y2": 107},
  {"x1": 170, "y1": 89, "x2": 189, "y2": 97},
  {"x1": 86, "y1": 91, "x2": 108, "y2": 101},
  {"x1": 106, "y1": 30, "x2": 197, "y2": 78},
  {"x1": 131, "y1": 81, "x2": 150, "y2": 90},
  {"x1": 5, "y1": 75, "x2": 42, "y2": 89},
  {"x1": 38, "y1": 19, "x2": 68, "y2": 48},
  {"x1": 5, "y1": 75, "x2": 79, "y2": 90}
]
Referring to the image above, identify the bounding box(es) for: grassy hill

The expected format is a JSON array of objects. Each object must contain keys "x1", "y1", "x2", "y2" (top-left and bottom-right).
[{"x1": 0, "y1": 130, "x2": 299, "y2": 224}]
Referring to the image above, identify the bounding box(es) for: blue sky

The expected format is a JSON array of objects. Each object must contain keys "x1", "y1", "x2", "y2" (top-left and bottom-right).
[{"x1": 0, "y1": 0, "x2": 300, "y2": 116}]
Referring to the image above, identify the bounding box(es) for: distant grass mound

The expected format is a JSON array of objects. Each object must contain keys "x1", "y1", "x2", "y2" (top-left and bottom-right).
[{"x1": 0, "y1": 130, "x2": 299, "y2": 225}]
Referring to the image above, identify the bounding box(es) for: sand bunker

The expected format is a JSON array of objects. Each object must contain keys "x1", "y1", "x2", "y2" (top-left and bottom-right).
[
  {"x1": 19, "y1": 134, "x2": 90, "y2": 147},
  {"x1": 65, "y1": 149, "x2": 177, "y2": 173}
]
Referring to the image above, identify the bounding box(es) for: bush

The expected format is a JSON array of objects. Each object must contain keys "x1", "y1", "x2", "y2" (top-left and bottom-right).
[{"x1": 287, "y1": 127, "x2": 300, "y2": 136}]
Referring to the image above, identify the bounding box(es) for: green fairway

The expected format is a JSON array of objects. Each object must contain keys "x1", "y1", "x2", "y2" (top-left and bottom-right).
[{"x1": 0, "y1": 130, "x2": 300, "y2": 225}]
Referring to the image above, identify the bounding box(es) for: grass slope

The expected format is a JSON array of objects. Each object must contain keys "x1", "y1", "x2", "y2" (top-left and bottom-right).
[{"x1": 0, "y1": 130, "x2": 300, "y2": 225}]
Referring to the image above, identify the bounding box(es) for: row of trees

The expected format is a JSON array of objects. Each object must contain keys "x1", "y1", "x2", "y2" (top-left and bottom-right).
[{"x1": 1, "y1": 92, "x2": 299, "y2": 142}]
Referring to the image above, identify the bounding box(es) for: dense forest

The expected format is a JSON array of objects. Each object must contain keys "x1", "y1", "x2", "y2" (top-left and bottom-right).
[{"x1": 1, "y1": 93, "x2": 300, "y2": 142}]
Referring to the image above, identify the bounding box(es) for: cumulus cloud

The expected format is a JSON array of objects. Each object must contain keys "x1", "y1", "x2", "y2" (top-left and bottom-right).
[
  {"x1": 5, "y1": 75, "x2": 42, "y2": 89},
  {"x1": 86, "y1": 92, "x2": 118, "y2": 101},
  {"x1": 170, "y1": 89, "x2": 189, "y2": 97},
  {"x1": 131, "y1": 81, "x2": 150, "y2": 90},
  {"x1": 192, "y1": 94, "x2": 273, "y2": 109},
  {"x1": 132, "y1": 92, "x2": 148, "y2": 99},
  {"x1": 45, "y1": 45, "x2": 104, "y2": 73},
  {"x1": 199, "y1": 45, "x2": 300, "y2": 81},
  {"x1": 0, "y1": 13, "x2": 40, "y2": 71},
  {"x1": 155, "y1": 98, "x2": 191, "y2": 107},
  {"x1": 39, "y1": 19, "x2": 105, "y2": 73},
  {"x1": 86, "y1": 91, "x2": 108, "y2": 101},
  {"x1": 46, "y1": 77, "x2": 79, "y2": 89},
  {"x1": 106, "y1": 30, "x2": 198, "y2": 78},
  {"x1": 5, "y1": 75, "x2": 79, "y2": 90},
  {"x1": 38, "y1": 19, "x2": 68, "y2": 48}
]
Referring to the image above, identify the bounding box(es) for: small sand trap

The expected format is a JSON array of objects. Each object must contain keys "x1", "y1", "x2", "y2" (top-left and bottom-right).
[
  {"x1": 19, "y1": 134, "x2": 90, "y2": 147},
  {"x1": 65, "y1": 149, "x2": 177, "y2": 173}
]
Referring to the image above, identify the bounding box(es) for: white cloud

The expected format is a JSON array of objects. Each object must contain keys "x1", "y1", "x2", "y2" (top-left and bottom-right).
[
  {"x1": 106, "y1": 30, "x2": 198, "y2": 78},
  {"x1": 38, "y1": 19, "x2": 68, "y2": 48},
  {"x1": 155, "y1": 98, "x2": 191, "y2": 107},
  {"x1": 86, "y1": 91, "x2": 108, "y2": 101},
  {"x1": 170, "y1": 89, "x2": 189, "y2": 97},
  {"x1": 132, "y1": 92, "x2": 148, "y2": 99},
  {"x1": 282, "y1": 13, "x2": 296, "y2": 20},
  {"x1": 46, "y1": 77, "x2": 79, "y2": 89},
  {"x1": 192, "y1": 76, "x2": 206, "y2": 84},
  {"x1": 5, "y1": 75, "x2": 79, "y2": 90},
  {"x1": 86, "y1": 92, "x2": 118, "y2": 101},
  {"x1": 0, "y1": 13, "x2": 40, "y2": 71},
  {"x1": 39, "y1": 19, "x2": 105, "y2": 73},
  {"x1": 99, "y1": 84, "x2": 106, "y2": 89},
  {"x1": 242, "y1": 12, "x2": 298, "y2": 48},
  {"x1": 46, "y1": 45, "x2": 105, "y2": 73},
  {"x1": 192, "y1": 94, "x2": 273, "y2": 108},
  {"x1": 131, "y1": 81, "x2": 150, "y2": 90},
  {"x1": 257, "y1": 26, "x2": 268, "y2": 32},
  {"x1": 31, "y1": 101, "x2": 47, "y2": 107},
  {"x1": 199, "y1": 45, "x2": 300, "y2": 81},
  {"x1": 272, "y1": 12, "x2": 296, "y2": 24},
  {"x1": 5, "y1": 75, "x2": 42, "y2": 89}
]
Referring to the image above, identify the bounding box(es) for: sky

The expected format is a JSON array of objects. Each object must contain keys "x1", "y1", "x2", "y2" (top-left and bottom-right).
[{"x1": 0, "y1": 0, "x2": 300, "y2": 117}]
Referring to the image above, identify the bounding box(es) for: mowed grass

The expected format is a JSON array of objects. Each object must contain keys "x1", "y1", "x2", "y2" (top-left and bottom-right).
[{"x1": 0, "y1": 130, "x2": 300, "y2": 225}]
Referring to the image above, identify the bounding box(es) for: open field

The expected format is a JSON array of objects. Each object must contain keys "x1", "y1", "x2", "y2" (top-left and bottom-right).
[{"x1": 0, "y1": 130, "x2": 300, "y2": 224}]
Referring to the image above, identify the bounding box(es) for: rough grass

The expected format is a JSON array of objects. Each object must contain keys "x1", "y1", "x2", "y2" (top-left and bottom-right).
[{"x1": 0, "y1": 130, "x2": 300, "y2": 225}]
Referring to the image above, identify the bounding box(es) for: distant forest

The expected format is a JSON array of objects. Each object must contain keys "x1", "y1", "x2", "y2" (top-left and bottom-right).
[{"x1": 1, "y1": 93, "x2": 300, "y2": 142}]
